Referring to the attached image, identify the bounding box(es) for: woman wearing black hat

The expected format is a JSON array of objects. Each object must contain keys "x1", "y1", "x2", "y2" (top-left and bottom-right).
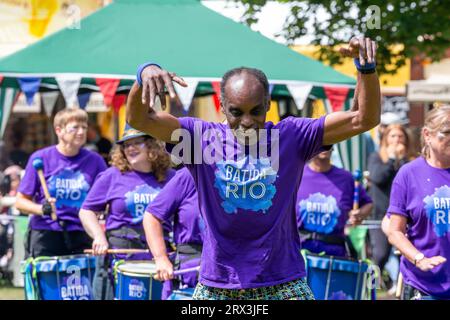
[{"x1": 79, "y1": 124, "x2": 175, "y2": 299}]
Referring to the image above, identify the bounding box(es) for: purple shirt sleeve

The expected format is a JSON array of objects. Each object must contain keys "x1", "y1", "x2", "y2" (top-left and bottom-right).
[
  {"x1": 359, "y1": 186, "x2": 373, "y2": 207},
  {"x1": 81, "y1": 169, "x2": 113, "y2": 212},
  {"x1": 386, "y1": 168, "x2": 409, "y2": 218},
  {"x1": 279, "y1": 115, "x2": 329, "y2": 162},
  {"x1": 146, "y1": 172, "x2": 186, "y2": 222},
  {"x1": 17, "y1": 152, "x2": 40, "y2": 197}
]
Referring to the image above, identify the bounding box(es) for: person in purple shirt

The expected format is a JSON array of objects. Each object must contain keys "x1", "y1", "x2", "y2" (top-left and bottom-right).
[
  {"x1": 79, "y1": 124, "x2": 175, "y2": 256},
  {"x1": 385, "y1": 105, "x2": 450, "y2": 300},
  {"x1": 79, "y1": 124, "x2": 175, "y2": 299},
  {"x1": 297, "y1": 148, "x2": 373, "y2": 257},
  {"x1": 127, "y1": 37, "x2": 380, "y2": 300},
  {"x1": 144, "y1": 166, "x2": 204, "y2": 299},
  {"x1": 15, "y1": 109, "x2": 107, "y2": 257}
]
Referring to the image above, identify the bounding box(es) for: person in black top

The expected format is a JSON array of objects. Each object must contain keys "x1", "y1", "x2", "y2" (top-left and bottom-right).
[{"x1": 367, "y1": 123, "x2": 414, "y2": 287}]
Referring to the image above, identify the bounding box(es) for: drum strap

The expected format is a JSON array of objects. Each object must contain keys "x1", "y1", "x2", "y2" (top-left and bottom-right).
[{"x1": 173, "y1": 243, "x2": 202, "y2": 289}]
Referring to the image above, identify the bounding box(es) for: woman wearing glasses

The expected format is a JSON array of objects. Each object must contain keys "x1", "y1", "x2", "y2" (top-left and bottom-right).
[
  {"x1": 79, "y1": 124, "x2": 175, "y2": 299},
  {"x1": 385, "y1": 106, "x2": 450, "y2": 300},
  {"x1": 16, "y1": 109, "x2": 107, "y2": 257}
]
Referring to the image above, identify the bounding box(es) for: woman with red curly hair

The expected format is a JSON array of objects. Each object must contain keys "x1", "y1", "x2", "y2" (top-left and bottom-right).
[{"x1": 79, "y1": 124, "x2": 175, "y2": 299}]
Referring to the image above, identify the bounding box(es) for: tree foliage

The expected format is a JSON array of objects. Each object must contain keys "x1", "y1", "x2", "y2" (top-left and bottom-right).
[{"x1": 232, "y1": 0, "x2": 450, "y2": 75}]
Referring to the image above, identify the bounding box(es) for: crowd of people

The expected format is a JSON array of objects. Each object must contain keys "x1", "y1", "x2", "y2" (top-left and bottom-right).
[{"x1": 0, "y1": 36, "x2": 448, "y2": 300}]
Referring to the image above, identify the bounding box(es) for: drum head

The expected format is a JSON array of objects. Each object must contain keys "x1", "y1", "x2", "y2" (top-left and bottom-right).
[{"x1": 117, "y1": 261, "x2": 157, "y2": 276}]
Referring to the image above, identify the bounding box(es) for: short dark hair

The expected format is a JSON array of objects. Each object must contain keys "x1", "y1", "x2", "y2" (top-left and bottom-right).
[{"x1": 220, "y1": 67, "x2": 270, "y2": 104}]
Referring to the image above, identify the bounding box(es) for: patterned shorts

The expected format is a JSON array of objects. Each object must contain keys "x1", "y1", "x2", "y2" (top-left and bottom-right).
[{"x1": 192, "y1": 278, "x2": 315, "y2": 300}]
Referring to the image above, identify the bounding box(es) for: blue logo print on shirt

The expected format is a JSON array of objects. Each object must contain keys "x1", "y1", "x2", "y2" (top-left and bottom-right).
[
  {"x1": 299, "y1": 192, "x2": 341, "y2": 234},
  {"x1": 48, "y1": 169, "x2": 90, "y2": 209},
  {"x1": 125, "y1": 184, "x2": 161, "y2": 224},
  {"x1": 424, "y1": 185, "x2": 450, "y2": 237},
  {"x1": 214, "y1": 156, "x2": 277, "y2": 214}
]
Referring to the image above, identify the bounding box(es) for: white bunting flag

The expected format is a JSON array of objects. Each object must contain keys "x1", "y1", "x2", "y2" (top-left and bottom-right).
[
  {"x1": 174, "y1": 79, "x2": 198, "y2": 112},
  {"x1": 286, "y1": 84, "x2": 313, "y2": 110},
  {"x1": 56, "y1": 75, "x2": 81, "y2": 108}
]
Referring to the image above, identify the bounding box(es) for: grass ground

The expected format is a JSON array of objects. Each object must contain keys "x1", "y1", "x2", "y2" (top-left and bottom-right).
[{"x1": 0, "y1": 285, "x2": 24, "y2": 300}]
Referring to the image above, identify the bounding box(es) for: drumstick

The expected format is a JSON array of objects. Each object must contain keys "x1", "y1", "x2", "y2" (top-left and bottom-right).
[
  {"x1": 32, "y1": 157, "x2": 57, "y2": 221},
  {"x1": 173, "y1": 266, "x2": 200, "y2": 276},
  {"x1": 84, "y1": 248, "x2": 150, "y2": 254},
  {"x1": 352, "y1": 170, "x2": 362, "y2": 210},
  {"x1": 394, "y1": 249, "x2": 404, "y2": 299}
]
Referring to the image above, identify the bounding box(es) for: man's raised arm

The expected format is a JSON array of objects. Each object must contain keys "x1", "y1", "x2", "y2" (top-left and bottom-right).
[
  {"x1": 126, "y1": 64, "x2": 187, "y2": 143},
  {"x1": 323, "y1": 37, "x2": 381, "y2": 146}
]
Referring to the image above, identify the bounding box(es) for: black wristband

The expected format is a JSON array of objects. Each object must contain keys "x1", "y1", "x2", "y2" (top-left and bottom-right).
[{"x1": 42, "y1": 202, "x2": 53, "y2": 216}]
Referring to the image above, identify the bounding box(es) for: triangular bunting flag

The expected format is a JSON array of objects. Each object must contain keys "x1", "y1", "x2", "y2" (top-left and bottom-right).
[
  {"x1": 174, "y1": 79, "x2": 198, "y2": 112},
  {"x1": 0, "y1": 75, "x2": 4, "y2": 86},
  {"x1": 18, "y1": 77, "x2": 41, "y2": 106},
  {"x1": 211, "y1": 81, "x2": 221, "y2": 113},
  {"x1": 77, "y1": 92, "x2": 91, "y2": 109},
  {"x1": 95, "y1": 78, "x2": 120, "y2": 106},
  {"x1": 112, "y1": 94, "x2": 127, "y2": 113},
  {"x1": 56, "y1": 76, "x2": 81, "y2": 108},
  {"x1": 324, "y1": 86, "x2": 350, "y2": 112},
  {"x1": 0, "y1": 87, "x2": 19, "y2": 138},
  {"x1": 41, "y1": 91, "x2": 59, "y2": 117},
  {"x1": 287, "y1": 84, "x2": 313, "y2": 110}
]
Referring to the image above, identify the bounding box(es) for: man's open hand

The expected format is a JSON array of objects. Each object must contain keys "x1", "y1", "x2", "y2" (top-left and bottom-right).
[{"x1": 141, "y1": 65, "x2": 187, "y2": 110}]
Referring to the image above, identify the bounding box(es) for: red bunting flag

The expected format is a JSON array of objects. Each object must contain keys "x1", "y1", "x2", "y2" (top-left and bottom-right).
[
  {"x1": 324, "y1": 86, "x2": 350, "y2": 112},
  {"x1": 95, "y1": 78, "x2": 120, "y2": 106},
  {"x1": 0, "y1": 75, "x2": 4, "y2": 86},
  {"x1": 211, "y1": 81, "x2": 221, "y2": 113},
  {"x1": 112, "y1": 94, "x2": 127, "y2": 113}
]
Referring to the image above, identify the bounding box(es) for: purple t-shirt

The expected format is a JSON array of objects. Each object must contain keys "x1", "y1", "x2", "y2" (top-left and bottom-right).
[
  {"x1": 387, "y1": 157, "x2": 450, "y2": 299},
  {"x1": 171, "y1": 116, "x2": 328, "y2": 289},
  {"x1": 146, "y1": 167, "x2": 203, "y2": 245},
  {"x1": 82, "y1": 166, "x2": 176, "y2": 231},
  {"x1": 297, "y1": 165, "x2": 372, "y2": 236},
  {"x1": 18, "y1": 146, "x2": 107, "y2": 231},
  {"x1": 296, "y1": 165, "x2": 372, "y2": 255}
]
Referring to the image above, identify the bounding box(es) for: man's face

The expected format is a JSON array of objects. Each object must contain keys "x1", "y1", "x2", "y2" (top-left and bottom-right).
[{"x1": 221, "y1": 73, "x2": 269, "y2": 138}]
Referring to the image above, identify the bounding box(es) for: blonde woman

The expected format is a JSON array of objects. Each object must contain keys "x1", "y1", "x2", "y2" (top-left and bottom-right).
[
  {"x1": 16, "y1": 109, "x2": 107, "y2": 258},
  {"x1": 386, "y1": 106, "x2": 450, "y2": 299}
]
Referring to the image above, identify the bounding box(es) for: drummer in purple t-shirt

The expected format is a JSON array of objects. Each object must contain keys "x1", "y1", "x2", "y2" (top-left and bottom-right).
[
  {"x1": 385, "y1": 106, "x2": 450, "y2": 300},
  {"x1": 126, "y1": 36, "x2": 380, "y2": 300},
  {"x1": 15, "y1": 109, "x2": 107, "y2": 257},
  {"x1": 297, "y1": 149, "x2": 373, "y2": 257},
  {"x1": 144, "y1": 167, "x2": 204, "y2": 299},
  {"x1": 79, "y1": 124, "x2": 175, "y2": 256}
]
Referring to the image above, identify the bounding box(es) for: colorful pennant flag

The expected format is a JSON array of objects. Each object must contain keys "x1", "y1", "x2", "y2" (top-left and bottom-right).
[
  {"x1": 18, "y1": 77, "x2": 41, "y2": 106},
  {"x1": 0, "y1": 87, "x2": 19, "y2": 138},
  {"x1": 324, "y1": 86, "x2": 350, "y2": 112},
  {"x1": 41, "y1": 91, "x2": 59, "y2": 117},
  {"x1": 77, "y1": 92, "x2": 91, "y2": 109},
  {"x1": 174, "y1": 79, "x2": 198, "y2": 112},
  {"x1": 56, "y1": 75, "x2": 81, "y2": 108},
  {"x1": 95, "y1": 78, "x2": 120, "y2": 106},
  {"x1": 0, "y1": 75, "x2": 4, "y2": 86},
  {"x1": 211, "y1": 81, "x2": 221, "y2": 113},
  {"x1": 112, "y1": 94, "x2": 127, "y2": 113},
  {"x1": 286, "y1": 84, "x2": 313, "y2": 110}
]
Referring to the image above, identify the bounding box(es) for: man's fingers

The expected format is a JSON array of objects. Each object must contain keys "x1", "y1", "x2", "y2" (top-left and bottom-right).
[
  {"x1": 366, "y1": 38, "x2": 373, "y2": 64},
  {"x1": 148, "y1": 78, "x2": 156, "y2": 108},
  {"x1": 162, "y1": 72, "x2": 177, "y2": 99},
  {"x1": 359, "y1": 37, "x2": 366, "y2": 65},
  {"x1": 154, "y1": 76, "x2": 166, "y2": 109},
  {"x1": 371, "y1": 40, "x2": 377, "y2": 63},
  {"x1": 142, "y1": 79, "x2": 148, "y2": 105}
]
